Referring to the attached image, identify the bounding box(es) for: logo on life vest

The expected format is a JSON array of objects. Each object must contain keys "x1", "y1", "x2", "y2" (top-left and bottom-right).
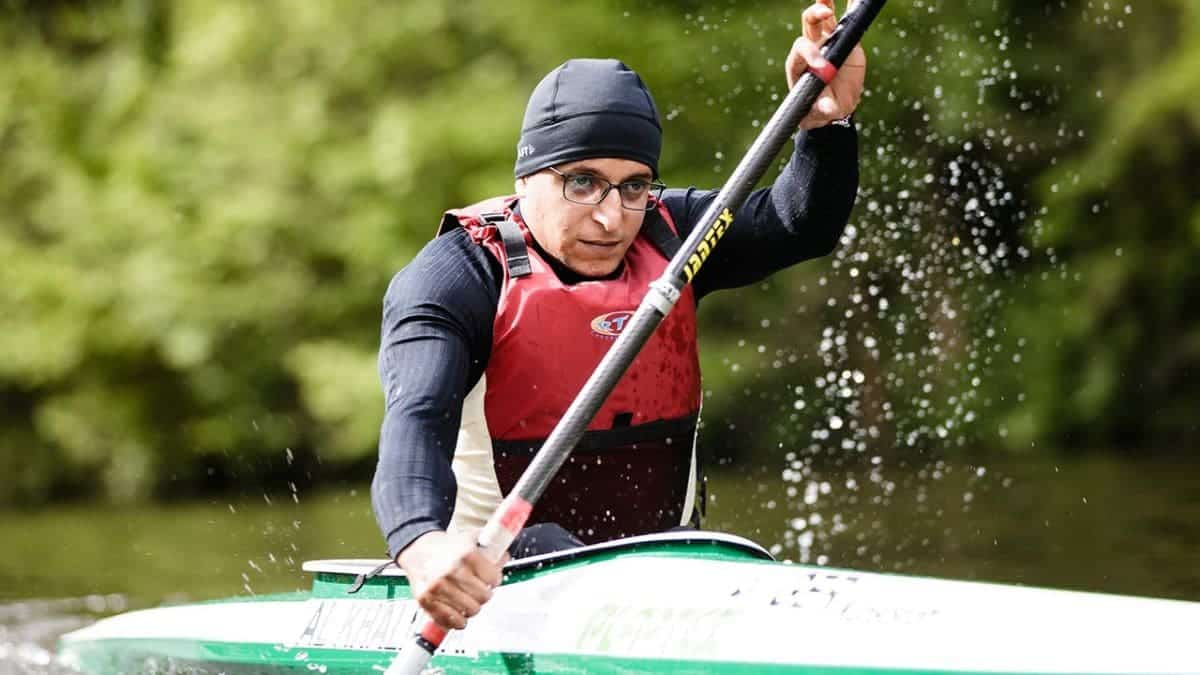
[{"x1": 591, "y1": 311, "x2": 635, "y2": 338}]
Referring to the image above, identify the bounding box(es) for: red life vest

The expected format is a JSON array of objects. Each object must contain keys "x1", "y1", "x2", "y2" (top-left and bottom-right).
[{"x1": 440, "y1": 196, "x2": 703, "y2": 544}]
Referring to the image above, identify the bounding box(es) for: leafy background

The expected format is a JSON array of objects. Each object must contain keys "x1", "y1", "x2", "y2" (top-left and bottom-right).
[{"x1": 1, "y1": 0, "x2": 1197, "y2": 507}]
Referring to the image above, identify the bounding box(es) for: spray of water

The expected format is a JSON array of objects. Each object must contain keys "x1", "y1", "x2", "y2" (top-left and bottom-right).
[{"x1": 672, "y1": 1, "x2": 1118, "y2": 570}]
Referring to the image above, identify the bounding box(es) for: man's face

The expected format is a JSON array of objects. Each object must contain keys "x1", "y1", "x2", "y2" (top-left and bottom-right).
[{"x1": 516, "y1": 158, "x2": 652, "y2": 278}]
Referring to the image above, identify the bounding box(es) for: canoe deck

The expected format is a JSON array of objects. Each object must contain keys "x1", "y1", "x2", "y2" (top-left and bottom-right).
[{"x1": 59, "y1": 532, "x2": 1200, "y2": 674}]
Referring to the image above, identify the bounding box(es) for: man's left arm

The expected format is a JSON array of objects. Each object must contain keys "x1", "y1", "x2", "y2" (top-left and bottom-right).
[{"x1": 662, "y1": 121, "x2": 858, "y2": 298}]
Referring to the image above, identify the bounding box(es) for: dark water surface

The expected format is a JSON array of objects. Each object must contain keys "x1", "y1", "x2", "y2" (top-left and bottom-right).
[{"x1": 2, "y1": 454, "x2": 1199, "y2": 673}]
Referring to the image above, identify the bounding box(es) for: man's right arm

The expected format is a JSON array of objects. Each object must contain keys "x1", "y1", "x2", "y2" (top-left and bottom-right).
[{"x1": 371, "y1": 227, "x2": 501, "y2": 560}]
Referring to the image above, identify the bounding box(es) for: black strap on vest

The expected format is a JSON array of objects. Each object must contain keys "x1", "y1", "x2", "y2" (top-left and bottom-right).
[
  {"x1": 484, "y1": 213, "x2": 532, "y2": 278},
  {"x1": 641, "y1": 212, "x2": 682, "y2": 260}
]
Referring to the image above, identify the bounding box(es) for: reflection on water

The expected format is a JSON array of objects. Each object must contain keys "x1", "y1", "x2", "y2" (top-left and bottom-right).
[
  {"x1": 1, "y1": 454, "x2": 1198, "y2": 673},
  {"x1": 0, "y1": 597, "x2": 118, "y2": 674},
  {"x1": 0, "y1": 487, "x2": 384, "y2": 673},
  {"x1": 706, "y1": 453, "x2": 1200, "y2": 601}
]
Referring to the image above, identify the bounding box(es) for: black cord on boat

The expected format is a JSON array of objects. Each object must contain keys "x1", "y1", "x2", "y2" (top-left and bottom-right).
[{"x1": 347, "y1": 560, "x2": 395, "y2": 594}]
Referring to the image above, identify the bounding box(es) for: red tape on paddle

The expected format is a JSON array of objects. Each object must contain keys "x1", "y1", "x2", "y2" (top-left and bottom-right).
[
  {"x1": 808, "y1": 61, "x2": 838, "y2": 83},
  {"x1": 420, "y1": 622, "x2": 447, "y2": 645},
  {"x1": 499, "y1": 497, "x2": 533, "y2": 534}
]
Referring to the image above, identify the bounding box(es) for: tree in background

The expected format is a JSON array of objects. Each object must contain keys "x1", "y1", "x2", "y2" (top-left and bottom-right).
[
  {"x1": 1000, "y1": 1, "x2": 1200, "y2": 451},
  {"x1": 0, "y1": 0, "x2": 1195, "y2": 506}
]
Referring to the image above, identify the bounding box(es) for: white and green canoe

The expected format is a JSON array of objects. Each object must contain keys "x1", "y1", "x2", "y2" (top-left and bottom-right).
[{"x1": 58, "y1": 531, "x2": 1200, "y2": 674}]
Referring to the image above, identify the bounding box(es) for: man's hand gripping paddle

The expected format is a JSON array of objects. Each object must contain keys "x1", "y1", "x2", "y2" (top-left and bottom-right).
[{"x1": 388, "y1": 1, "x2": 887, "y2": 672}]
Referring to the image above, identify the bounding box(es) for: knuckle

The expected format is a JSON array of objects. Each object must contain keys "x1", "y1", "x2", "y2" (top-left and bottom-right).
[{"x1": 435, "y1": 607, "x2": 464, "y2": 630}]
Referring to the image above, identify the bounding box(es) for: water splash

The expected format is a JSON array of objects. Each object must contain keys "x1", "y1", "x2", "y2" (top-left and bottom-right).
[
  {"x1": 677, "y1": 1, "x2": 1109, "y2": 571},
  {"x1": 1, "y1": 596, "x2": 130, "y2": 675}
]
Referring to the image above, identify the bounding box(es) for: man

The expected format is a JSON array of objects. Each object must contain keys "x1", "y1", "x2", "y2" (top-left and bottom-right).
[{"x1": 373, "y1": 0, "x2": 866, "y2": 632}]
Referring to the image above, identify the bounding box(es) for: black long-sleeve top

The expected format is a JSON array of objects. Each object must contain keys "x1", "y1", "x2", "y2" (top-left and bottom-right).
[{"x1": 372, "y1": 124, "x2": 858, "y2": 559}]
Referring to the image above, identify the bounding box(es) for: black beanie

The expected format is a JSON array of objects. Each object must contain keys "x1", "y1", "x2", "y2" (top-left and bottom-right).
[{"x1": 514, "y1": 59, "x2": 662, "y2": 179}]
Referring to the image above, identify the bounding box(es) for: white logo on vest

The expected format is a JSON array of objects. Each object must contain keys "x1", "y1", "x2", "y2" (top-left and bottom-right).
[{"x1": 590, "y1": 311, "x2": 635, "y2": 338}]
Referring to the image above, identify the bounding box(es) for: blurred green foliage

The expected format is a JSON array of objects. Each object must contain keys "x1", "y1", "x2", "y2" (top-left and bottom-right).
[
  {"x1": 999, "y1": 2, "x2": 1200, "y2": 450},
  {"x1": 1, "y1": 0, "x2": 1196, "y2": 506}
]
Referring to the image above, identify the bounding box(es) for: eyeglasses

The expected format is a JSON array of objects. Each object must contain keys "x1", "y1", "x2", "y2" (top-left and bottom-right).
[{"x1": 545, "y1": 167, "x2": 666, "y2": 212}]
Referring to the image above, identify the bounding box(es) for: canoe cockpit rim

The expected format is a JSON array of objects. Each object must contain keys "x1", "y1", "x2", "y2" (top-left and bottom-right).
[{"x1": 301, "y1": 530, "x2": 774, "y2": 579}]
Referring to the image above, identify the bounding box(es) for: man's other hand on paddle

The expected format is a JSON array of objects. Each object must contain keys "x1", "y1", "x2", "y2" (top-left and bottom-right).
[
  {"x1": 397, "y1": 530, "x2": 507, "y2": 630},
  {"x1": 788, "y1": 0, "x2": 868, "y2": 130}
]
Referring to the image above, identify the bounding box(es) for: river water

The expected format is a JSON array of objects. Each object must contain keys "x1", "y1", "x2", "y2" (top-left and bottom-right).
[{"x1": 2, "y1": 453, "x2": 1199, "y2": 673}]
